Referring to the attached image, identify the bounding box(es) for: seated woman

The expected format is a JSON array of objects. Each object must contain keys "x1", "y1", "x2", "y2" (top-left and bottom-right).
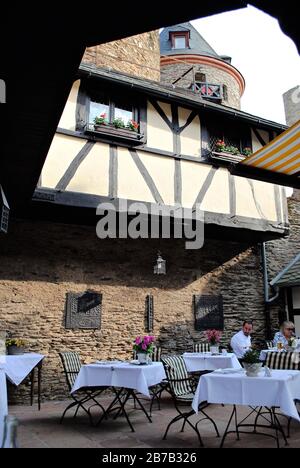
[{"x1": 273, "y1": 321, "x2": 295, "y2": 348}]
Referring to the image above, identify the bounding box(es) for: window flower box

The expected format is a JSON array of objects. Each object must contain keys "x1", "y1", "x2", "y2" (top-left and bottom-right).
[
  {"x1": 86, "y1": 123, "x2": 144, "y2": 145},
  {"x1": 211, "y1": 151, "x2": 246, "y2": 163}
]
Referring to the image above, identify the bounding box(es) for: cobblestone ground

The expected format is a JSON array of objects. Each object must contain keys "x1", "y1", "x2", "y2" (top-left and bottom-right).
[{"x1": 9, "y1": 394, "x2": 300, "y2": 448}]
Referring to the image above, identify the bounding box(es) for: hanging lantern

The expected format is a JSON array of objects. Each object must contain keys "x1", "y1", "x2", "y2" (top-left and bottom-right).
[{"x1": 154, "y1": 252, "x2": 166, "y2": 275}]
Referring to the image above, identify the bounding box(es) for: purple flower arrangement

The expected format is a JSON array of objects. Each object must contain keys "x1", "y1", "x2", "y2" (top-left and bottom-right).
[{"x1": 133, "y1": 335, "x2": 155, "y2": 354}]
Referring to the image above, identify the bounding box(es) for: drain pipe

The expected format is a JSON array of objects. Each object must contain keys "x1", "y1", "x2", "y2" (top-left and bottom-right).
[{"x1": 261, "y1": 242, "x2": 280, "y2": 339}]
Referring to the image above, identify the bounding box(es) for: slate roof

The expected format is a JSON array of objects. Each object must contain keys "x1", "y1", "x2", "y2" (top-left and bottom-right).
[
  {"x1": 160, "y1": 22, "x2": 221, "y2": 59},
  {"x1": 270, "y1": 254, "x2": 300, "y2": 288}
]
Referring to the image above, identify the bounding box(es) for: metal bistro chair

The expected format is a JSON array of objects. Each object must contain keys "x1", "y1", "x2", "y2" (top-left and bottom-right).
[
  {"x1": 161, "y1": 355, "x2": 220, "y2": 447},
  {"x1": 193, "y1": 343, "x2": 210, "y2": 353},
  {"x1": 253, "y1": 351, "x2": 300, "y2": 442},
  {"x1": 59, "y1": 351, "x2": 107, "y2": 425},
  {"x1": 266, "y1": 341, "x2": 274, "y2": 350}
]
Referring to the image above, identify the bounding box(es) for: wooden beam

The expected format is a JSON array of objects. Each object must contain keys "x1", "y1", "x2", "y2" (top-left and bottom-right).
[
  {"x1": 32, "y1": 187, "x2": 289, "y2": 237},
  {"x1": 171, "y1": 104, "x2": 180, "y2": 155},
  {"x1": 229, "y1": 173, "x2": 236, "y2": 217},
  {"x1": 149, "y1": 99, "x2": 173, "y2": 132},
  {"x1": 252, "y1": 127, "x2": 267, "y2": 147},
  {"x1": 129, "y1": 149, "x2": 164, "y2": 205},
  {"x1": 193, "y1": 167, "x2": 217, "y2": 208},
  {"x1": 274, "y1": 184, "x2": 282, "y2": 223},
  {"x1": 55, "y1": 141, "x2": 95, "y2": 191},
  {"x1": 109, "y1": 145, "x2": 118, "y2": 198},
  {"x1": 174, "y1": 160, "x2": 182, "y2": 205},
  {"x1": 247, "y1": 179, "x2": 268, "y2": 220},
  {"x1": 178, "y1": 111, "x2": 198, "y2": 134}
]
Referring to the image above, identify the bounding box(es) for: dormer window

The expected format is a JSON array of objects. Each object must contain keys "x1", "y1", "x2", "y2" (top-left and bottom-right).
[{"x1": 170, "y1": 31, "x2": 190, "y2": 50}]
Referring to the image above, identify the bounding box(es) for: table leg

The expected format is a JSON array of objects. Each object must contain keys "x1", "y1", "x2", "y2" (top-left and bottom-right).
[
  {"x1": 37, "y1": 362, "x2": 42, "y2": 411},
  {"x1": 220, "y1": 405, "x2": 288, "y2": 448},
  {"x1": 30, "y1": 368, "x2": 35, "y2": 407}
]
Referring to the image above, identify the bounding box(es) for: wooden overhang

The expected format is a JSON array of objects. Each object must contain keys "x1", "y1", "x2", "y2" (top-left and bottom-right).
[{"x1": 0, "y1": 3, "x2": 298, "y2": 216}]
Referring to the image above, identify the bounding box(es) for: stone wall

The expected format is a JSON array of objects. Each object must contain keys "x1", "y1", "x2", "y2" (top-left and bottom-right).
[
  {"x1": 266, "y1": 190, "x2": 300, "y2": 302},
  {"x1": 283, "y1": 86, "x2": 300, "y2": 126},
  {"x1": 0, "y1": 219, "x2": 275, "y2": 402},
  {"x1": 83, "y1": 31, "x2": 160, "y2": 82},
  {"x1": 161, "y1": 62, "x2": 242, "y2": 110}
]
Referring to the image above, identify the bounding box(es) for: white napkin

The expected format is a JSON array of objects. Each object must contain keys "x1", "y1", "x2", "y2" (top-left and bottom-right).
[{"x1": 213, "y1": 368, "x2": 244, "y2": 374}]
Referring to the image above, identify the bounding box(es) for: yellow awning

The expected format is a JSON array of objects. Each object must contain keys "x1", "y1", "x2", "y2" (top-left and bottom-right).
[{"x1": 233, "y1": 120, "x2": 300, "y2": 188}]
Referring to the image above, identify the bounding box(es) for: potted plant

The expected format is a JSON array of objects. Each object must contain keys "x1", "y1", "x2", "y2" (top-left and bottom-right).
[
  {"x1": 242, "y1": 147, "x2": 252, "y2": 157},
  {"x1": 133, "y1": 335, "x2": 155, "y2": 364},
  {"x1": 205, "y1": 330, "x2": 222, "y2": 355},
  {"x1": 214, "y1": 140, "x2": 241, "y2": 156},
  {"x1": 93, "y1": 113, "x2": 108, "y2": 131},
  {"x1": 215, "y1": 139, "x2": 226, "y2": 153},
  {"x1": 126, "y1": 119, "x2": 139, "y2": 132},
  {"x1": 112, "y1": 117, "x2": 126, "y2": 129},
  {"x1": 6, "y1": 338, "x2": 26, "y2": 355},
  {"x1": 242, "y1": 349, "x2": 262, "y2": 377},
  {"x1": 288, "y1": 336, "x2": 298, "y2": 351}
]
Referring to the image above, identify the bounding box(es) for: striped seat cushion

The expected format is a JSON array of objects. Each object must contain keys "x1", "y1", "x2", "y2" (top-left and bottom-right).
[
  {"x1": 193, "y1": 343, "x2": 210, "y2": 353},
  {"x1": 266, "y1": 351, "x2": 300, "y2": 370},
  {"x1": 59, "y1": 351, "x2": 82, "y2": 389},
  {"x1": 161, "y1": 355, "x2": 193, "y2": 396}
]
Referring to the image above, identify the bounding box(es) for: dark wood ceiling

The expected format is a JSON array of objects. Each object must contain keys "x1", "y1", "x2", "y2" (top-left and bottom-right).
[{"x1": 0, "y1": 2, "x2": 298, "y2": 213}]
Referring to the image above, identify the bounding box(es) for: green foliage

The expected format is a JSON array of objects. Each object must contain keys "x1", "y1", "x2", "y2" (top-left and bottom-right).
[
  {"x1": 242, "y1": 348, "x2": 260, "y2": 364},
  {"x1": 112, "y1": 118, "x2": 126, "y2": 129},
  {"x1": 6, "y1": 338, "x2": 26, "y2": 347}
]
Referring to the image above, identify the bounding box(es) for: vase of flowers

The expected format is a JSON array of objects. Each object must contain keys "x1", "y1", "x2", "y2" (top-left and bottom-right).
[
  {"x1": 205, "y1": 329, "x2": 222, "y2": 355},
  {"x1": 288, "y1": 337, "x2": 298, "y2": 351},
  {"x1": 242, "y1": 349, "x2": 262, "y2": 377},
  {"x1": 133, "y1": 335, "x2": 155, "y2": 365},
  {"x1": 6, "y1": 338, "x2": 26, "y2": 355}
]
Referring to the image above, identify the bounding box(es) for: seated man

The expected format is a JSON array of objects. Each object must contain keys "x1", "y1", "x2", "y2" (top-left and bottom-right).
[
  {"x1": 273, "y1": 321, "x2": 295, "y2": 348},
  {"x1": 231, "y1": 321, "x2": 253, "y2": 359}
]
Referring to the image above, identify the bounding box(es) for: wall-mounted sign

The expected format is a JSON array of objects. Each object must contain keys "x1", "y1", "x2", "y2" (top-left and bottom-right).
[
  {"x1": 145, "y1": 295, "x2": 154, "y2": 332},
  {"x1": 193, "y1": 295, "x2": 224, "y2": 331},
  {"x1": 0, "y1": 185, "x2": 9, "y2": 234},
  {"x1": 65, "y1": 291, "x2": 102, "y2": 329}
]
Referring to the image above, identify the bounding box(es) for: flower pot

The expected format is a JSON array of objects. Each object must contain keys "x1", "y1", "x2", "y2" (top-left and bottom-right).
[
  {"x1": 210, "y1": 345, "x2": 219, "y2": 355},
  {"x1": 7, "y1": 345, "x2": 24, "y2": 355},
  {"x1": 137, "y1": 352, "x2": 148, "y2": 365},
  {"x1": 243, "y1": 362, "x2": 262, "y2": 377}
]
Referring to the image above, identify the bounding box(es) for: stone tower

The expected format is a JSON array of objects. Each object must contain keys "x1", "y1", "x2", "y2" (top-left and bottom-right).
[
  {"x1": 82, "y1": 31, "x2": 160, "y2": 82},
  {"x1": 160, "y1": 22, "x2": 245, "y2": 110},
  {"x1": 283, "y1": 86, "x2": 300, "y2": 126}
]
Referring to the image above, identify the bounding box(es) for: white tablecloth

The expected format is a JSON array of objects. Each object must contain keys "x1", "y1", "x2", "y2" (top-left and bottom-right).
[
  {"x1": 192, "y1": 369, "x2": 300, "y2": 421},
  {"x1": 259, "y1": 348, "x2": 279, "y2": 361},
  {"x1": 72, "y1": 362, "x2": 166, "y2": 398},
  {"x1": 0, "y1": 368, "x2": 8, "y2": 447},
  {"x1": 183, "y1": 352, "x2": 242, "y2": 372},
  {"x1": 2, "y1": 353, "x2": 44, "y2": 386}
]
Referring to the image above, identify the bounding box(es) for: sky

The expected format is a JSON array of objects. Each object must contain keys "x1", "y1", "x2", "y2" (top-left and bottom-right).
[{"x1": 191, "y1": 5, "x2": 300, "y2": 125}]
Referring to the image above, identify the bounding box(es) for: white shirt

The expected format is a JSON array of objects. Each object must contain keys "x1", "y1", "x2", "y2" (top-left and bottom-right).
[{"x1": 231, "y1": 330, "x2": 251, "y2": 359}]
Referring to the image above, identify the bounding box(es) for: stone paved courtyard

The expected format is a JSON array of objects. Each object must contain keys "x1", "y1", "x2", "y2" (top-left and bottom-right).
[{"x1": 9, "y1": 394, "x2": 300, "y2": 448}]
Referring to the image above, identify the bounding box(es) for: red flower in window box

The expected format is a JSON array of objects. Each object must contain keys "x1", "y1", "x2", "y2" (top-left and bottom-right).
[{"x1": 126, "y1": 119, "x2": 139, "y2": 132}]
